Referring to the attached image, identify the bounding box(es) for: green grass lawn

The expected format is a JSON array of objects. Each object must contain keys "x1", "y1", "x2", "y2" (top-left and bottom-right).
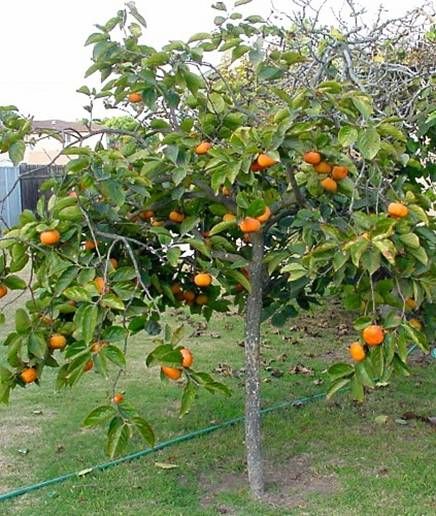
[{"x1": 0, "y1": 296, "x2": 434, "y2": 515}]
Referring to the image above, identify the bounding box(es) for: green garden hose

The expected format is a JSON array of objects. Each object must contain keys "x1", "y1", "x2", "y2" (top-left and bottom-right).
[{"x1": 0, "y1": 344, "x2": 424, "y2": 502}]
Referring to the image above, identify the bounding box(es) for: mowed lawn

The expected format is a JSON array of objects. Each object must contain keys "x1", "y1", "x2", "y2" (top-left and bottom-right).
[{"x1": 0, "y1": 293, "x2": 434, "y2": 515}]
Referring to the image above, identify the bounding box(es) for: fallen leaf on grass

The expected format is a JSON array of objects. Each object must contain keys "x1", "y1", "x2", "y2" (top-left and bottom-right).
[
  {"x1": 395, "y1": 418, "x2": 408, "y2": 425},
  {"x1": 375, "y1": 415, "x2": 389, "y2": 424},
  {"x1": 32, "y1": 410, "x2": 43, "y2": 415},
  {"x1": 17, "y1": 448, "x2": 30, "y2": 455},
  {"x1": 289, "y1": 364, "x2": 314, "y2": 376},
  {"x1": 154, "y1": 462, "x2": 179, "y2": 470},
  {"x1": 77, "y1": 468, "x2": 93, "y2": 477}
]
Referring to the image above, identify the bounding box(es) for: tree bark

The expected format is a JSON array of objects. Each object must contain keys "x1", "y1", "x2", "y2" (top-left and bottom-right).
[{"x1": 244, "y1": 231, "x2": 265, "y2": 498}]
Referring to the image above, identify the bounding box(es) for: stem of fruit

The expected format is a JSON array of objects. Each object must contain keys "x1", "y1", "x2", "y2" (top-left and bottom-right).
[{"x1": 244, "y1": 230, "x2": 265, "y2": 498}]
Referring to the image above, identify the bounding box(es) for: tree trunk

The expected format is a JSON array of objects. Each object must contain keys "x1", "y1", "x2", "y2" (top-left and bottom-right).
[{"x1": 244, "y1": 231, "x2": 264, "y2": 498}]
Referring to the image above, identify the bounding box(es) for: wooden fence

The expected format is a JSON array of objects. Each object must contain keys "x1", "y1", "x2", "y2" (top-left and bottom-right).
[{"x1": 0, "y1": 164, "x2": 64, "y2": 229}]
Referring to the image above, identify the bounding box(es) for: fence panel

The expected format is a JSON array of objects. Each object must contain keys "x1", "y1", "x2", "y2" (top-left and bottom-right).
[
  {"x1": 0, "y1": 166, "x2": 22, "y2": 229},
  {"x1": 19, "y1": 164, "x2": 64, "y2": 211}
]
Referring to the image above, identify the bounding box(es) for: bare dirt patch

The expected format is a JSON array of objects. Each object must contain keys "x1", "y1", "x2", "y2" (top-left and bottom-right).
[{"x1": 200, "y1": 453, "x2": 338, "y2": 511}]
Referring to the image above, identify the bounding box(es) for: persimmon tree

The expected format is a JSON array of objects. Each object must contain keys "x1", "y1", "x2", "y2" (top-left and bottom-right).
[{"x1": 0, "y1": 0, "x2": 434, "y2": 498}]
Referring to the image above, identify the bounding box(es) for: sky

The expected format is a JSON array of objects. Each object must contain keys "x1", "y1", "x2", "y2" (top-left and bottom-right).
[{"x1": 0, "y1": 0, "x2": 424, "y2": 121}]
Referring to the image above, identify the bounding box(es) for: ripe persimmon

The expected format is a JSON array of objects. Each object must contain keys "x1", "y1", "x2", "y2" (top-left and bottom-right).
[
  {"x1": 94, "y1": 276, "x2": 106, "y2": 294},
  {"x1": 349, "y1": 342, "x2": 365, "y2": 362},
  {"x1": 161, "y1": 366, "x2": 182, "y2": 380},
  {"x1": 20, "y1": 368, "x2": 38, "y2": 384},
  {"x1": 314, "y1": 161, "x2": 332, "y2": 174},
  {"x1": 388, "y1": 202, "x2": 408, "y2": 218},
  {"x1": 239, "y1": 217, "x2": 261, "y2": 233},
  {"x1": 0, "y1": 285, "x2": 8, "y2": 298},
  {"x1": 195, "y1": 294, "x2": 208, "y2": 305},
  {"x1": 321, "y1": 177, "x2": 337, "y2": 193},
  {"x1": 180, "y1": 348, "x2": 193, "y2": 368},
  {"x1": 112, "y1": 393, "x2": 124, "y2": 404},
  {"x1": 250, "y1": 161, "x2": 263, "y2": 172},
  {"x1": 40, "y1": 230, "x2": 61, "y2": 246},
  {"x1": 257, "y1": 153, "x2": 278, "y2": 169},
  {"x1": 303, "y1": 151, "x2": 322, "y2": 165},
  {"x1": 128, "y1": 92, "x2": 142, "y2": 103},
  {"x1": 84, "y1": 239, "x2": 96, "y2": 251},
  {"x1": 194, "y1": 273, "x2": 212, "y2": 288},
  {"x1": 84, "y1": 359, "x2": 94, "y2": 372},
  {"x1": 169, "y1": 211, "x2": 185, "y2": 223},
  {"x1": 405, "y1": 298, "x2": 417, "y2": 310},
  {"x1": 139, "y1": 209, "x2": 154, "y2": 220},
  {"x1": 223, "y1": 213, "x2": 236, "y2": 222},
  {"x1": 331, "y1": 166, "x2": 349, "y2": 181},
  {"x1": 195, "y1": 141, "x2": 212, "y2": 155},
  {"x1": 170, "y1": 283, "x2": 182, "y2": 295},
  {"x1": 256, "y1": 206, "x2": 271, "y2": 223},
  {"x1": 91, "y1": 341, "x2": 106, "y2": 353},
  {"x1": 362, "y1": 325, "x2": 384, "y2": 346},
  {"x1": 409, "y1": 318, "x2": 423, "y2": 331},
  {"x1": 183, "y1": 290, "x2": 196, "y2": 303},
  {"x1": 49, "y1": 334, "x2": 67, "y2": 350},
  {"x1": 222, "y1": 186, "x2": 232, "y2": 196}
]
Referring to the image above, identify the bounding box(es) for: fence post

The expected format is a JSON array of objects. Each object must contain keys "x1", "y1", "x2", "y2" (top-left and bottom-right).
[{"x1": 0, "y1": 165, "x2": 22, "y2": 229}]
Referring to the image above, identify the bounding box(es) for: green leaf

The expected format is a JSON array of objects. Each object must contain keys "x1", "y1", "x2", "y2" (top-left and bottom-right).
[
  {"x1": 186, "y1": 239, "x2": 211, "y2": 258},
  {"x1": 182, "y1": 70, "x2": 204, "y2": 96},
  {"x1": 9, "y1": 141, "x2": 25, "y2": 165},
  {"x1": 103, "y1": 345, "x2": 126, "y2": 368},
  {"x1": 15, "y1": 309, "x2": 31, "y2": 333},
  {"x1": 402, "y1": 324, "x2": 429, "y2": 353},
  {"x1": 209, "y1": 220, "x2": 236, "y2": 236},
  {"x1": 112, "y1": 267, "x2": 137, "y2": 282},
  {"x1": 398, "y1": 233, "x2": 420, "y2": 249},
  {"x1": 54, "y1": 267, "x2": 78, "y2": 296},
  {"x1": 407, "y1": 246, "x2": 428, "y2": 266},
  {"x1": 355, "y1": 362, "x2": 375, "y2": 388},
  {"x1": 188, "y1": 32, "x2": 210, "y2": 43},
  {"x1": 58, "y1": 206, "x2": 82, "y2": 222},
  {"x1": 235, "y1": 0, "x2": 252, "y2": 5},
  {"x1": 101, "y1": 326, "x2": 128, "y2": 343},
  {"x1": 357, "y1": 126, "x2": 381, "y2": 160},
  {"x1": 246, "y1": 199, "x2": 266, "y2": 217},
  {"x1": 82, "y1": 405, "x2": 115, "y2": 427},
  {"x1": 392, "y1": 354, "x2": 410, "y2": 376},
  {"x1": 377, "y1": 123, "x2": 406, "y2": 142},
  {"x1": 64, "y1": 286, "x2": 92, "y2": 303},
  {"x1": 327, "y1": 363, "x2": 354, "y2": 382},
  {"x1": 350, "y1": 239, "x2": 369, "y2": 267},
  {"x1": 180, "y1": 216, "x2": 199, "y2": 235},
  {"x1": 226, "y1": 269, "x2": 251, "y2": 293},
  {"x1": 207, "y1": 92, "x2": 226, "y2": 113},
  {"x1": 146, "y1": 344, "x2": 182, "y2": 367},
  {"x1": 107, "y1": 417, "x2": 130, "y2": 458},
  {"x1": 81, "y1": 304, "x2": 98, "y2": 345},
  {"x1": 28, "y1": 333, "x2": 47, "y2": 359},
  {"x1": 167, "y1": 247, "x2": 181, "y2": 267},
  {"x1": 373, "y1": 239, "x2": 397, "y2": 264},
  {"x1": 351, "y1": 374, "x2": 364, "y2": 402},
  {"x1": 214, "y1": 16, "x2": 226, "y2": 26},
  {"x1": 3, "y1": 275, "x2": 27, "y2": 290},
  {"x1": 361, "y1": 247, "x2": 381, "y2": 274},
  {"x1": 326, "y1": 378, "x2": 350, "y2": 400},
  {"x1": 338, "y1": 126, "x2": 358, "y2": 147},
  {"x1": 180, "y1": 380, "x2": 197, "y2": 416},
  {"x1": 351, "y1": 96, "x2": 373, "y2": 119},
  {"x1": 232, "y1": 45, "x2": 250, "y2": 62},
  {"x1": 132, "y1": 416, "x2": 155, "y2": 446},
  {"x1": 102, "y1": 293, "x2": 125, "y2": 310}
]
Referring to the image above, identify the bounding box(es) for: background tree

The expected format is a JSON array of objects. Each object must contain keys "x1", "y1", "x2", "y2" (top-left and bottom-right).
[{"x1": 0, "y1": 0, "x2": 434, "y2": 499}]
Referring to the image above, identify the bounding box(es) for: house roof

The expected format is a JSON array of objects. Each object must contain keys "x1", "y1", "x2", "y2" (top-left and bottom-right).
[{"x1": 32, "y1": 120, "x2": 102, "y2": 133}]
